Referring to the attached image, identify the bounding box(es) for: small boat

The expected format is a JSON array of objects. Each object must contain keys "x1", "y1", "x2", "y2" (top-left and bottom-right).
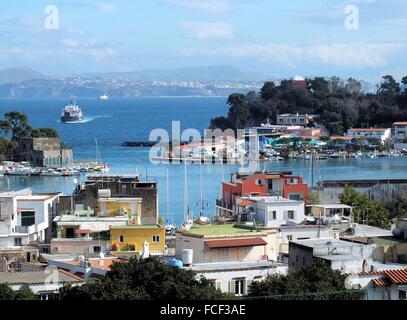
[
  {"x1": 6, "y1": 166, "x2": 33, "y2": 176},
  {"x1": 40, "y1": 169, "x2": 62, "y2": 177},
  {"x1": 99, "y1": 94, "x2": 109, "y2": 100}
]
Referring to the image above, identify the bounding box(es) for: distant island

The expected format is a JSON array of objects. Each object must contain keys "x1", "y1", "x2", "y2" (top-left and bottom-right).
[{"x1": 0, "y1": 66, "x2": 267, "y2": 98}]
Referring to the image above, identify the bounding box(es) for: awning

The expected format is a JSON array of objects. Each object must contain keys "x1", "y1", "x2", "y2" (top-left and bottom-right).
[
  {"x1": 76, "y1": 229, "x2": 91, "y2": 234},
  {"x1": 237, "y1": 200, "x2": 254, "y2": 207},
  {"x1": 205, "y1": 238, "x2": 267, "y2": 249}
]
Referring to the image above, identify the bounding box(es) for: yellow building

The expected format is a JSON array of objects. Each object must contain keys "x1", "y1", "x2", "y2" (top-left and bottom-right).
[{"x1": 110, "y1": 224, "x2": 166, "y2": 257}]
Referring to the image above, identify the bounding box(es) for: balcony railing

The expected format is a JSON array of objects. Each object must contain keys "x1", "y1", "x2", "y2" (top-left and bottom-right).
[{"x1": 216, "y1": 199, "x2": 233, "y2": 210}]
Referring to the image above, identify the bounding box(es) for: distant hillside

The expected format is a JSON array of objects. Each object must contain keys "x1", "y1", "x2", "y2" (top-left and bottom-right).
[
  {"x1": 0, "y1": 67, "x2": 49, "y2": 85},
  {"x1": 81, "y1": 65, "x2": 268, "y2": 82}
]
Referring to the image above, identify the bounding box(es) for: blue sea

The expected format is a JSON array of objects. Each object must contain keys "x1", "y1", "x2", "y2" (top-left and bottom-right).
[{"x1": 0, "y1": 97, "x2": 406, "y2": 225}]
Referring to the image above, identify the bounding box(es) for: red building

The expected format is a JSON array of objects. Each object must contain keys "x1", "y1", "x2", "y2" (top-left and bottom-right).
[{"x1": 216, "y1": 171, "x2": 308, "y2": 218}]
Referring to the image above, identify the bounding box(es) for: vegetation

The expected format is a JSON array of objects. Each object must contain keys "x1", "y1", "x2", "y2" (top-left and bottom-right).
[
  {"x1": 0, "y1": 283, "x2": 37, "y2": 300},
  {"x1": 59, "y1": 256, "x2": 230, "y2": 300},
  {"x1": 339, "y1": 185, "x2": 389, "y2": 228},
  {"x1": 384, "y1": 189, "x2": 407, "y2": 220},
  {"x1": 0, "y1": 111, "x2": 60, "y2": 160},
  {"x1": 210, "y1": 75, "x2": 407, "y2": 135},
  {"x1": 248, "y1": 260, "x2": 365, "y2": 300}
]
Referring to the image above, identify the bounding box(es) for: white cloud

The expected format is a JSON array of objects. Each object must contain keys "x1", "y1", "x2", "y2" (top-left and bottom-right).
[
  {"x1": 98, "y1": 3, "x2": 117, "y2": 13},
  {"x1": 61, "y1": 38, "x2": 81, "y2": 47},
  {"x1": 164, "y1": 0, "x2": 231, "y2": 13},
  {"x1": 89, "y1": 47, "x2": 118, "y2": 60},
  {"x1": 179, "y1": 21, "x2": 234, "y2": 39},
  {"x1": 66, "y1": 28, "x2": 86, "y2": 35},
  {"x1": 184, "y1": 42, "x2": 406, "y2": 68}
]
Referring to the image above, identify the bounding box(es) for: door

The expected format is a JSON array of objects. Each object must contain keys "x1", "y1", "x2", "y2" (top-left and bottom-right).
[{"x1": 66, "y1": 228, "x2": 75, "y2": 239}]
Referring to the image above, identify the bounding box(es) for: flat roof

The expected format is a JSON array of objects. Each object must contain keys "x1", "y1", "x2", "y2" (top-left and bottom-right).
[
  {"x1": 183, "y1": 224, "x2": 259, "y2": 236},
  {"x1": 110, "y1": 224, "x2": 163, "y2": 229},
  {"x1": 248, "y1": 196, "x2": 302, "y2": 204},
  {"x1": 190, "y1": 260, "x2": 287, "y2": 272},
  {"x1": 308, "y1": 204, "x2": 352, "y2": 209},
  {"x1": 291, "y1": 238, "x2": 367, "y2": 249}
]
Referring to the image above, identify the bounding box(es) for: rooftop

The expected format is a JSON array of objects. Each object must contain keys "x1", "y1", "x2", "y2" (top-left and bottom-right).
[
  {"x1": 110, "y1": 224, "x2": 163, "y2": 229},
  {"x1": 183, "y1": 224, "x2": 259, "y2": 236},
  {"x1": 189, "y1": 260, "x2": 287, "y2": 272},
  {"x1": 248, "y1": 196, "x2": 303, "y2": 204},
  {"x1": 291, "y1": 238, "x2": 367, "y2": 249},
  {"x1": 0, "y1": 270, "x2": 83, "y2": 285}
]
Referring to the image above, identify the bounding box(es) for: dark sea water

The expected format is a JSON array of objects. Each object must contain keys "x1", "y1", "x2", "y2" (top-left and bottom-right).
[{"x1": 0, "y1": 97, "x2": 406, "y2": 225}]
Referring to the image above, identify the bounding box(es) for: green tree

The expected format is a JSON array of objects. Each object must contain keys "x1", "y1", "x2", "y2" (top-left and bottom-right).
[
  {"x1": 379, "y1": 75, "x2": 400, "y2": 94},
  {"x1": 4, "y1": 111, "x2": 30, "y2": 140},
  {"x1": 339, "y1": 185, "x2": 389, "y2": 228},
  {"x1": 59, "y1": 257, "x2": 229, "y2": 300},
  {"x1": 31, "y1": 128, "x2": 59, "y2": 138},
  {"x1": 0, "y1": 120, "x2": 12, "y2": 136},
  {"x1": 0, "y1": 283, "x2": 16, "y2": 300},
  {"x1": 260, "y1": 81, "x2": 276, "y2": 101},
  {"x1": 14, "y1": 287, "x2": 37, "y2": 300},
  {"x1": 249, "y1": 260, "x2": 365, "y2": 300}
]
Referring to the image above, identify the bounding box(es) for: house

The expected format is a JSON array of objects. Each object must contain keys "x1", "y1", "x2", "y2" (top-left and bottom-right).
[
  {"x1": 276, "y1": 113, "x2": 319, "y2": 127},
  {"x1": 216, "y1": 171, "x2": 308, "y2": 219},
  {"x1": 48, "y1": 256, "x2": 124, "y2": 279},
  {"x1": 289, "y1": 238, "x2": 376, "y2": 273},
  {"x1": 346, "y1": 128, "x2": 391, "y2": 144},
  {"x1": 0, "y1": 189, "x2": 60, "y2": 265},
  {"x1": 290, "y1": 76, "x2": 307, "y2": 89},
  {"x1": 346, "y1": 267, "x2": 407, "y2": 300},
  {"x1": 308, "y1": 204, "x2": 353, "y2": 224},
  {"x1": 235, "y1": 196, "x2": 305, "y2": 228},
  {"x1": 176, "y1": 224, "x2": 279, "y2": 263},
  {"x1": 51, "y1": 197, "x2": 143, "y2": 255},
  {"x1": 188, "y1": 260, "x2": 287, "y2": 296},
  {"x1": 17, "y1": 137, "x2": 73, "y2": 167},
  {"x1": 110, "y1": 224, "x2": 166, "y2": 257},
  {"x1": 392, "y1": 122, "x2": 407, "y2": 150},
  {"x1": 0, "y1": 269, "x2": 83, "y2": 300},
  {"x1": 59, "y1": 174, "x2": 158, "y2": 225}
]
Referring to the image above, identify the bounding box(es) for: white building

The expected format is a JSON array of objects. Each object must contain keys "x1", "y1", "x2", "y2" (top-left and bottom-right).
[
  {"x1": 276, "y1": 113, "x2": 319, "y2": 127},
  {"x1": 189, "y1": 260, "x2": 287, "y2": 296},
  {"x1": 0, "y1": 269, "x2": 83, "y2": 300},
  {"x1": 0, "y1": 189, "x2": 60, "y2": 249},
  {"x1": 392, "y1": 121, "x2": 407, "y2": 150},
  {"x1": 237, "y1": 196, "x2": 305, "y2": 228},
  {"x1": 346, "y1": 266, "x2": 407, "y2": 300},
  {"x1": 289, "y1": 238, "x2": 376, "y2": 273},
  {"x1": 346, "y1": 128, "x2": 391, "y2": 144}
]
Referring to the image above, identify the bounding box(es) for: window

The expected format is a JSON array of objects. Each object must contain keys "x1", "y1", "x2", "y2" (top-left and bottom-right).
[
  {"x1": 119, "y1": 235, "x2": 124, "y2": 243},
  {"x1": 286, "y1": 211, "x2": 295, "y2": 220},
  {"x1": 255, "y1": 179, "x2": 262, "y2": 186},
  {"x1": 234, "y1": 279, "x2": 245, "y2": 296},
  {"x1": 399, "y1": 290, "x2": 407, "y2": 300},
  {"x1": 14, "y1": 238, "x2": 22, "y2": 246},
  {"x1": 287, "y1": 235, "x2": 293, "y2": 241},
  {"x1": 21, "y1": 211, "x2": 35, "y2": 227},
  {"x1": 93, "y1": 246, "x2": 101, "y2": 253},
  {"x1": 271, "y1": 211, "x2": 277, "y2": 220},
  {"x1": 152, "y1": 235, "x2": 160, "y2": 243}
]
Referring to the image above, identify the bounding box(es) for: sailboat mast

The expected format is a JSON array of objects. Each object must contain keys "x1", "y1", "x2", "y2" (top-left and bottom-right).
[
  {"x1": 199, "y1": 160, "x2": 204, "y2": 217},
  {"x1": 166, "y1": 166, "x2": 170, "y2": 223},
  {"x1": 183, "y1": 160, "x2": 188, "y2": 223}
]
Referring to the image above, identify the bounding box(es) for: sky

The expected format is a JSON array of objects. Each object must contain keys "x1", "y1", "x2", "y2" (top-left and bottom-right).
[{"x1": 0, "y1": 0, "x2": 406, "y2": 82}]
